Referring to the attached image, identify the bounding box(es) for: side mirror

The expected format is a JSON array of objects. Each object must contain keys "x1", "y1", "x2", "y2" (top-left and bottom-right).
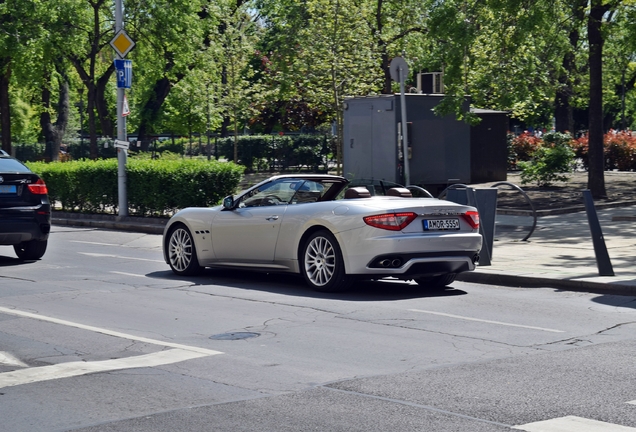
[{"x1": 222, "y1": 196, "x2": 234, "y2": 210}]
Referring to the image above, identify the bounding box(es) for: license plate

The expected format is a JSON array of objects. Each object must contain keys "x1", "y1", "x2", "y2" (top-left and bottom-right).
[
  {"x1": 0, "y1": 185, "x2": 16, "y2": 194},
  {"x1": 423, "y1": 218, "x2": 460, "y2": 231}
]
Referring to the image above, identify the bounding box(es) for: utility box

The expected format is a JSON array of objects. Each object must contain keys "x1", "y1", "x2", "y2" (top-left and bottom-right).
[
  {"x1": 470, "y1": 108, "x2": 509, "y2": 183},
  {"x1": 343, "y1": 94, "x2": 508, "y2": 193}
]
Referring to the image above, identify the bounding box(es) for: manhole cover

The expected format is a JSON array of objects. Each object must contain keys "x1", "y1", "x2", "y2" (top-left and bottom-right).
[{"x1": 210, "y1": 332, "x2": 260, "y2": 341}]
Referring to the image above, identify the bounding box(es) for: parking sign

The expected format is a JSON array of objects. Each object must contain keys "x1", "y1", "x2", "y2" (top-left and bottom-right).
[{"x1": 114, "y1": 59, "x2": 132, "y2": 88}]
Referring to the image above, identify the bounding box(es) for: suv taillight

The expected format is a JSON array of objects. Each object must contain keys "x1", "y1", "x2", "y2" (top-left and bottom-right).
[{"x1": 28, "y1": 179, "x2": 48, "y2": 195}]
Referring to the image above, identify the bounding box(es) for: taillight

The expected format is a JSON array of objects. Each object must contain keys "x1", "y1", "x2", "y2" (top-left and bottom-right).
[
  {"x1": 28, "y1": 178, "x2": 48, "y2": 195},
  {"x1": 463, "y1": 210, "x2": 480, "y2": 229},
  {"x1": 363, "y1": 212, "x2": 417, "y2": 231}
]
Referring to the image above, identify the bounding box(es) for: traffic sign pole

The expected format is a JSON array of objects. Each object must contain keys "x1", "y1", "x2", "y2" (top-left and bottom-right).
[
  {"x1": 115, "y1": 0, "x2": 128, "y2": 217},
  {"x1": 390, "y1": 57, "x2": 410, "y2": 186}
]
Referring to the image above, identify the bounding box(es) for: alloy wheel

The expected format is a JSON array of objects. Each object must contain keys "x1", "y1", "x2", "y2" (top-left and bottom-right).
[{"x1": 304, "y1": 236, "x2": 336, "y2": 287}]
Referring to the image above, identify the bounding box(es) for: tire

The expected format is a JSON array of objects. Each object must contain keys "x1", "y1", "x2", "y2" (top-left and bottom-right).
[
  {"x1": 415, "y1": 273, "x2": 456, "y2": 289},
  {"x1": 301, "y1": 230, "x2": 352, "y2": 292},
  {"x1": 13, "y1": 239, "x2": 48, "y2": 260},
  {"x1": 166, "y1": 225, "x2": 201, "y2": 276}
]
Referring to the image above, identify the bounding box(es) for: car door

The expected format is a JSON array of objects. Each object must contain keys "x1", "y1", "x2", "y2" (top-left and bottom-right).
[{"x1": 210, "y1": 178, "x2": 296, "y2": 263}]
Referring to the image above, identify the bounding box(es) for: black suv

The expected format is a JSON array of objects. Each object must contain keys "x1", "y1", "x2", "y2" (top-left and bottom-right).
[{"x1": 0, "y1": 150, "x2": 51, "y2": 260}]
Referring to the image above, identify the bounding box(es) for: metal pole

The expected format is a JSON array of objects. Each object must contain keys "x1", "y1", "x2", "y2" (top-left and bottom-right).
[
  {"x1": 583, "y1": 190, "x2": 614, "y2": 276},
  {"x1": 399, "y1": 67, "x2": 410, "y2": 186},
  {"x1": 115, "y1": 0, "x2": 128, "y2": 216}
]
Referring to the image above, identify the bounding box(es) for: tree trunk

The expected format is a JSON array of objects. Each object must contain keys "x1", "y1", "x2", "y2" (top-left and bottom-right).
[
  {"x1": 587, "y1": 0, "x2": 609, "y2": 198},
  {"x1": 0, "y1": 59, "x2": 11, "y2": 155},
  {"x1": 555, "y1": 0, "x2": 586, "y2": 133},
  {"x1": 136, "y1": 77, "x2": 174, "y2": 149},
  {"x1": 95, "y1": 65, "x2": 115, "y2": 138},
  {"x1": 40, "y1": 73, "x2": 70, "y2": 162}
]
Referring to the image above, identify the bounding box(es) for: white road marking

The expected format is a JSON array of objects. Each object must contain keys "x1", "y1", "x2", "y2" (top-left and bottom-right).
[
  {"x1": 626, "y1": 401, "x2": 636, "y2": 405},
  {"x1": 110, "y1": 271, "x2": 147, "y2": 278},
  {"x1": 513, "y1": 415, "x2": 636, "y2": 431},
  {"x1": 408, "y1": 309, "x2": 565, "y2": 333},
  {"x1": 0, "y1": 351, "x2": 28, "y2": 368},
  {"x1": 0, "y1": 306, "x2": 223, "y2": 388},
  {"x1": 0, "y1": 306, "x2": 222, "y2": 355},
  {"x1": 0, "y1": 349, "x2": 207, "y2": 389},
  {"x1": 71, "y1": 241, "x2": 120, "y2": 246},
  {"x1": 78, "y1": 252, "x2": 163, "y2": 263}
]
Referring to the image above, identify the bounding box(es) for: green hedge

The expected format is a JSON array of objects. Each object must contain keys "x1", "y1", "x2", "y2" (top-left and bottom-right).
[
  {"x1": 26, "y1": 158, "x2": 245, "y2": 216},
  {"x1": 215, "y1": 134, "x2": 331, "y2": 172}
]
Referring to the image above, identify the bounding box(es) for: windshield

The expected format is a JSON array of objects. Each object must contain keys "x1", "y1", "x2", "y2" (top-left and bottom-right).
[{"x1": 236, "y1": 178, "x2": 338, "y2": 208}]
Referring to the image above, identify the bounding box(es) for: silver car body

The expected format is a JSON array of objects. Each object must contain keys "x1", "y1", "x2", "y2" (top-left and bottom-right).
[{"x1": 163, "y1": 174, "x2": 482, "y2": 284}]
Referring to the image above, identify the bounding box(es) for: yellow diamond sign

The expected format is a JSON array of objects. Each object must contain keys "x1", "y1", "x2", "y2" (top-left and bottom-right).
[{"x1": 110, "y1": 29, "x2": 135, "y2": 58}]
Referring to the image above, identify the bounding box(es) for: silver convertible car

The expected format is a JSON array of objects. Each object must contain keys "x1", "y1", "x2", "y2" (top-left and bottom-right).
[{"x1": 163, "y1": 174, "x2": 482, "y2": 292}]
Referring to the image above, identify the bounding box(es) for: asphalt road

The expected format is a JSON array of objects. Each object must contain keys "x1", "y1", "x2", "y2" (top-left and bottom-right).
[{"x1": 1, "y1": 226, "x2": 636, "y2": 431}]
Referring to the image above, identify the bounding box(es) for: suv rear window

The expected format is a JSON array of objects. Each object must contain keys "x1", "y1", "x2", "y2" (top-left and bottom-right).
[{"x1": 0, "y1": 157, "x2": 31, "y2": 173}]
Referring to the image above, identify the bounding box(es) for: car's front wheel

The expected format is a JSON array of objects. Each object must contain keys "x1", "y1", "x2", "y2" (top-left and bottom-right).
[
  {"x1": 414, "y1": 273, "x2": 456, "y2": 289},
  {"x1": 13, "y1": 239, "x2": 47, "y2": 260},
  {"x1": 301, "y1": 230, "x2": 352, "y2": 292},
  {"x1": 167, "y1": 224, "x2": 201, "y2": 276}
]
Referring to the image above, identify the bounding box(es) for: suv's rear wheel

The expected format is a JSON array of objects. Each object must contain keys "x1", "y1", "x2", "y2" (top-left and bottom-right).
[{"x1": 14, "y1": 239, "x2": 47, "y2": 260}]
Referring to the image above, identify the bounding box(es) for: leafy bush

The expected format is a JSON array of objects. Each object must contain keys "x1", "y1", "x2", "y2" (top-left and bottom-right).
[
  {"x1": 518, "y1": 132, "x2": 575, "y2": 187},
  {"x1": 572, "y1": 130, "x2": 636, "y2": 171},
  {"x1": 604, "y1": 131, "x2": 636, "y2": 171},
  {"x1": 26, "y1": 158, "x2": 244, "y2": 216},
  {"x1": 508, "y1": 132, "x2": 542, "y2": 169}
]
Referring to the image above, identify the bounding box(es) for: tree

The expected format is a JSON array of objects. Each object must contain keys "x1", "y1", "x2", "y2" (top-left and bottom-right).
[
  {"x1": 64, "y1": 0, "x2": 115, "y2": 159},
  {"x1": 554, "y1": 0, "x2": 587, "y2": 133},
  {"x1": 127, "y1": 0, "x2": 220, "y2": 148},
  {"x1": 586, "y1": 0, "x2": 618, "y2": 198},
  {"x1": 355, "y1": 0, "x2": 427, "y2": 94},
  {"x1": 0, "y1": 0, "x2": 47, "y2": 154}
]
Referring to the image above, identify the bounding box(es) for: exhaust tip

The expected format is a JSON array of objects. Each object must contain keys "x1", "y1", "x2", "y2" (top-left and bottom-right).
[{"x1": 391, "y1": 259, "x2": 402, "y2": 268}]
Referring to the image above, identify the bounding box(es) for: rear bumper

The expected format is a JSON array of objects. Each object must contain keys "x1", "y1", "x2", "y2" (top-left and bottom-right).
[
  {"x1": 355, "y1": 255, "x2": 478, "y2": 279},
  {"x1": 0, "y1": 206, "x2": 51, "y2": 245},
  {"x1": 338, "y1": 229, "x2": 483, "y2": 277}
]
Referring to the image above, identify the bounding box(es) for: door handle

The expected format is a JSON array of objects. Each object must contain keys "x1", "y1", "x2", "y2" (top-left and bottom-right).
[{"x1": 266, "y1": 215, "x2": 279, "y2": 221}]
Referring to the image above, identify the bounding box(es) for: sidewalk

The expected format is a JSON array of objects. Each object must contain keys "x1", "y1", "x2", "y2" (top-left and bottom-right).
[
  {"x1": 456, "y1": 204, "x2": 636, "y2": 295},
  {"x1": 52, "y1": 204, "x2": 636, "y2": 296}
]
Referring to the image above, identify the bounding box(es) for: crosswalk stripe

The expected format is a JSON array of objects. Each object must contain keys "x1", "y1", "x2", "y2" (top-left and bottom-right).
[
  {"x1": 0, "y1": 349, "x2": 208, "y2": 389},
  {"x1": 0, "y1": 306, "x2": 222, "y2": 356},
  {"x1": 0, "y1": 351, "x2": 28, "y2": 368},
  {"x1": 513, "y1": 415, "x2": 636, "y2": 431}
]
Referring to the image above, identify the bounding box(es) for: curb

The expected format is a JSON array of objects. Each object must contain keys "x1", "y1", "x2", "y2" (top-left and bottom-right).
[
  {"x1": 456, "y1": 271, "x2": 636, "y2": 296},
  {"x1": 52, "y1": 212, "x2": 167, "y2": 235}
]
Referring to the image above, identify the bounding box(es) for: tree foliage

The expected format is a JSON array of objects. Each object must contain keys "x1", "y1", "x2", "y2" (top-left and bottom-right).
[{"x1": 0, "y1": 0, "x2": 634, "y2": 197}]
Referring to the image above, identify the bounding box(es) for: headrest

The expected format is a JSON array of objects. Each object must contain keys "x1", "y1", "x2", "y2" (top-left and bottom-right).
[
  {"x1": 344, "y1": 187, "x2": 372, "y2": 199},
  {"x1": 387, "y1": 187, "x2": 412, "y2": 198}
]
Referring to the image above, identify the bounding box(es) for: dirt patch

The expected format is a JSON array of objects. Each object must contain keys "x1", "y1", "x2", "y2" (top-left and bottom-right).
[{"x1": 473, "y1": 171, "x2": 636, "y2": 211}]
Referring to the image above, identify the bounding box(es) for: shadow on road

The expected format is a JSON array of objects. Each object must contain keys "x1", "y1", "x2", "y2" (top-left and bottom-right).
[
  {"x1": 0, "y1": 254, "x2": 36, "y2": 267},
  {"x1": 146, "y1": 269, "x2": 467, "y2": 301},
  {"x1": 590, "y1": 294, "x2": 636, "y2": 309}
]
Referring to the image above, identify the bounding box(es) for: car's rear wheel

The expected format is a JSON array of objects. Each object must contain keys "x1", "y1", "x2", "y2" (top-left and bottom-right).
[
  {"x1": 13, "y1": 239, "x2": 47, "y2": 260},
  {"x1": 301, "y1": 230, "x2": 352, "y2": 292},
  {"x1": 415, "y1": 273, "x2": 456, "y2": 289},
  {"x1": 167, "y1": 224, "x2": 201, "y2": 276}
]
